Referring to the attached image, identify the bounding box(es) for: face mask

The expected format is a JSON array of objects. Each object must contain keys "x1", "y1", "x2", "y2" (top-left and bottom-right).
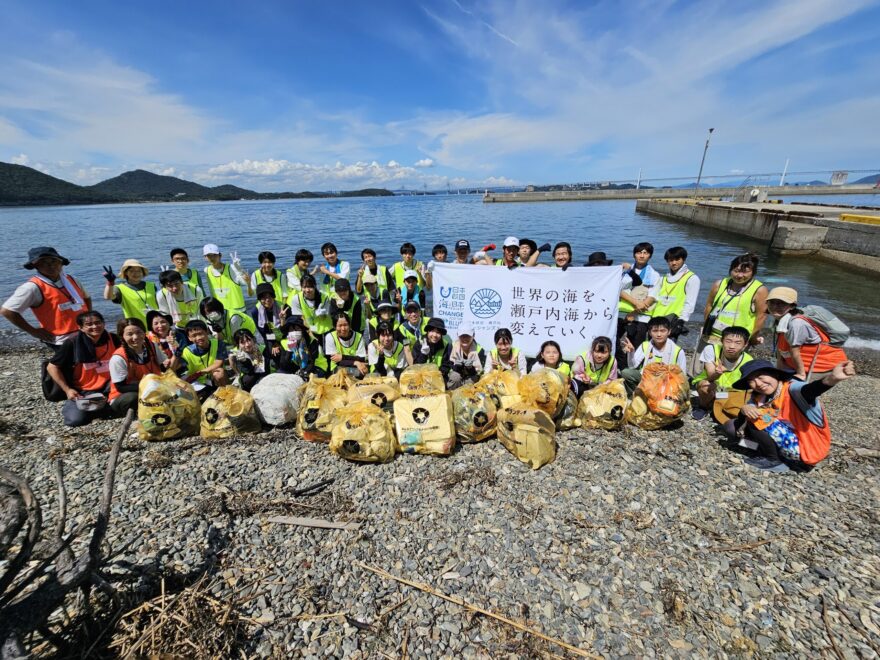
[
  {"x1": 207, "y1": 312, "x2": 223, "y2": 322},
  {"x1": 288, "y1": 331, "x2": 302, "y2": 342}
]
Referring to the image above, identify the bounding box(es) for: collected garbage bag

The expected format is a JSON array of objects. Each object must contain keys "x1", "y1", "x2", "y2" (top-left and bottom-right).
[
  {"x1": 475, "y1": 370, "x2": 521, "y2": 409},
  {"x1": 347, "y1": 374, "x2": 400, "y2": 409},
  {"x1": 399, "y1": 364, "x2": 446, "y2": 397},
  {"x1": 297, "y1": 380, "x2": 350, "y2": 443},
  {"x1": 518, "y1": 368, "x2": 569, "y2": 418},
  {"x1": 326, "y1": 369, "x2": 355, "y2": 391},
  {"x1": 555, "y1": 391, "x2": 581, "y2": 431},
  {"x1": 251, "y1": 373, "x2": 305, "y2": 426},
  {"x1": 496, "y1": 404, "x2": 557, "y2": 469},
  {"x1": 577, "y1": 379, "x2": 628, "y2": 431},
  {"x1": 329, "y1": 400, "x2": 397, "y2": 463},
  {"x1": 201, "y1": 386, "x2": 262, "y2": 438},
  {"x1": 393, "y1": 394, "x2": 456, "y2": 456},
  {"x1": 451, "y1": 384, "x2": 497, "y2": 443},
  {"x1": 626, "y1": 364, "x2": 690, "y2": 430},
  {"x1": 137, "y1": 371, "x2": 201, "y2": 441}
]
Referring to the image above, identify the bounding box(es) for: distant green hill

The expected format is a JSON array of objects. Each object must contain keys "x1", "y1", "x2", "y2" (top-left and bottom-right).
[
  {"x1": 0, "y1": 162, "x2": 395, "y2": 206},
  {"x1": 853, "y1": 173, "x2": 880, "y2": 185}
]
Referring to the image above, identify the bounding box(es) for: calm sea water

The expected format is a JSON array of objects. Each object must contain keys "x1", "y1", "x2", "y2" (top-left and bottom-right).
[{"x1": 1, "y1": 194, "x2": 878, "y2": 346}]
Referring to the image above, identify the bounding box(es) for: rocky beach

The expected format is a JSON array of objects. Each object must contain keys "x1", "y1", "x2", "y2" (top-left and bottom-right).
[{"x1": 1, "y1": 344, "x2": 878, "y2": 658}]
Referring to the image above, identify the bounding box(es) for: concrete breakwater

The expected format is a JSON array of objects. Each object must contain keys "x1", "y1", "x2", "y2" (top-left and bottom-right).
[
  {"x1": 483, "y1": 184, "x2": 878, "y2": 202},
  {"x1": 636, "y1": 198, "x2": 880, "y2": 273}
]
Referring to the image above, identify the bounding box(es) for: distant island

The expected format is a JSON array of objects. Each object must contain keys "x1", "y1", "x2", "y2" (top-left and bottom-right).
[{"x1": 0, "y1": 163, "x2": 395, "y2": 207}]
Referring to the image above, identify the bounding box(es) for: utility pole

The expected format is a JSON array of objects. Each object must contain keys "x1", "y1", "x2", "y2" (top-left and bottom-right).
[
  {"x1": 779, "y1": 158, "x2": 789, "y2": 186},
  {"x1": 636, "y1": 168, "x2": 642, "y2": 190},
  {"x1": 693, "y1": 128, "x2": 714, "y2": 198}
]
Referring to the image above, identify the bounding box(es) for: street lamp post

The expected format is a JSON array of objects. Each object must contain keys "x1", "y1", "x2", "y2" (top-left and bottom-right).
[{"x1": 693, "y1": 127, "x2": 714, "y2": 198}]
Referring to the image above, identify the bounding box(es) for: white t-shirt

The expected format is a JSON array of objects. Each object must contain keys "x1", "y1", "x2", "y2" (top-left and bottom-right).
[
  {"x1": 368, "y1": 341, "x2": 408, "y2": 369},
  {"x1": 629, "y1": 339, "x2": 688, "y2": 372}
]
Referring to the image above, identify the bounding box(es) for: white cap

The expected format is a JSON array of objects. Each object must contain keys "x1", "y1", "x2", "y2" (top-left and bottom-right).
[
  {"x1": 503, "y1": 236, "x2": 519, "y2": 248},
  {"x1": 457, "y1": 323, "x2": 475, "y2": 338},
  {"x1": 403, "y1": 269, "x2": 419, "y2": 280},
  {"x1": 203, "y1": 243, "x2": 220, "y2": 256}
]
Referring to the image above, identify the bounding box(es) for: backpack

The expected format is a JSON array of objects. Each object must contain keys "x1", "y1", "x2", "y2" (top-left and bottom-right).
[{"x1": 799, "y1": 306, "x2": 850, "y2": 346}]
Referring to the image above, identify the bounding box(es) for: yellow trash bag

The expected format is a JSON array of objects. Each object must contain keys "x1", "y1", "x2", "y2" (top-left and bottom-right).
[
  {"x1": 399, "y1": 364, "x2": 446, "y2": 397},
  {"x1": 393, "y1": 394, "x2": 456, "y2": 456},
  {"x1": 326, "y1": 369, "x2": 355, "y2": 391},
  {"x1": 496, "y1": 404, "x2": 557, "y2": 469},
  {"x1": 201, "y1": 386, "x2": 262, "y2": 438},
  {"x1": 555, "y1": 391, "x2": 581, "y2": 431},
  {"x1": 347, "y1": 374, "x2": 400, "y2": 409},
  {"x1": 625, "y1": 364, "x2": 690, "y2": 430},
  {"x1": 329, "y1": 401, "x2": 397, "y2": 463},
  {"x1": 137, "y1": 371, "x2": 201, "y2": 441},
  {"x1": 475, "y1": 370, "x2": 520, "y2": 409},
  {"x1": 451, "y1": 384, "x2": 497, "y2": 443},
  {"x1": 577, "y1": 379, "x2": 629, "y2": 431},
  {"x1": 296, "y1": 380, "x2": 350, "y2": 443},
  {"x1": 518, "y1": 368, "x2": 569, "y2": 418}
]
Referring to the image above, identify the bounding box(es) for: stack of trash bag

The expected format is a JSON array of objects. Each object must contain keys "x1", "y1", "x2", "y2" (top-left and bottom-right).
[
  {"x1": 346, "y1": 374, "x2": 400, "y2": 411},
  {"x1": 451, "y1": 384, "x2": 497, "y2": 443},
  {"x1": 394, "y1": 393, "x2": 456, "y2": 456},
  {"x1": 625, "y1": 364, "x2": 690, "y2": 430},
  {"x1": 329, "y1": 400, "x2": 397, "y2": 463},
  {"x1": 518, "y1": 368, "x2": 569, "y2": 418},
  {"x1": 496, "y1": 403, "x2": 557, "y2": 469},
  {"x1": 475, "y1": 370, "x2": 521, "y2": 410},
  {"x1": 201, "y1": 386, "x2": 262, "y2": 438},
  {"x1": 399, "y1": 364, "x2": 446, "y2": 397},
  {"x1": 251, "y1": 373, "x2": 304, "y2": 426},
  {"x1": 326, "y1": 369, "x2": 355, "y2": 391},
  {"x1": 577, "y1": 379, "x2": 629, "y2": 431},
  {"x1": 554, "y1": 391, "x2": 581, "y2": 431},
  {"x1": 137, "y1": 371, "x2": 201, "y2": 441},
  {"x1": 297, "y1": 376, "x2": 350, "y2": 442}
]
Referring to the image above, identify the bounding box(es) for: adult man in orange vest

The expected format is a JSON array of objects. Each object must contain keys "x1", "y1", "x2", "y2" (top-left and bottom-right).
[{"x1": 1, "y1": 247, "x2": 92, "y2": 346}]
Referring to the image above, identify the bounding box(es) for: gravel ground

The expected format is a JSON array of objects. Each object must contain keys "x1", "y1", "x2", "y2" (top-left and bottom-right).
[{"x1": 1, "y1": 345, "x2": 878, "y2": 658}]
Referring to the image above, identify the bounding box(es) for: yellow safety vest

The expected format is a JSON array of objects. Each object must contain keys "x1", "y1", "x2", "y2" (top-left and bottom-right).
[
  {"x1": 285, "y1": 264, "x2": 308, "y2": 293},
  {"x1": 221, "y1": 311, "x2": 257, "y2": 345},
  {"x1": 370, "y1": 339, "x2": 405, "y2": 373},
  {"x1": 692, "y1": 344, "x2": 753, "y2": 390},
  {"x1": 328, "y1": 331, "x2": 363, "y2": 372},
  {"x1": 650, "y1": 271, "x2": 695, "y2": 318},
  {"x1": 254, "y1": 270, "x2": 287, "y2": 303},
  {"x1": 117, "y1": 281, "x2": 158, "y2": 325},
  {"x1": 491, "y1": 347, "x2": 520, "y2": 371},
  {"x1": 281, "y1": 338, "x2": 329, "y2": 372},
  {"x1": 577, "y1": 352, "x2": 613, "y2": 383},
  {"x1": 297, "y1": 291, "x2": 334, "y2": 335},
  {"x1": 708, "y1": 277, "x2": 763, "y2": 336},
  {"x1": 399, "y1": 317, "x2": 429, "y2": 345},
  {"x1": 205, "y1": 264, "x2": 245, "y2": 312},
  {"x1": 391, "y1": 261, "x2": 424, "y2": 288},
  {"x1": 639, "y1": 341, "x2": 682, "y2": 367},
  {"x1": 181, "y1": 338, "x2": 219, "y2": 384},
  {"x1": 179, "y1": 268, "x2": 201, "y2": 296}
]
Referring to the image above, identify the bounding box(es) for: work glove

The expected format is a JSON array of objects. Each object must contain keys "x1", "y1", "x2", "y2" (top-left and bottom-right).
[
  {"x1": 481, "y1": 243, "x2": 496, "y2": 252},
  {"x1": 420, "y1": 343, "x2": 430, "y2": 356},
  {"x1": 538, "y1": 243, "x2": 551, "y2": 253},
  {"x1": 102, "y1": 266, "x2": 116, "y2": 283},
  {"x1": 427, "y1": 260, "x2": 435, "y2": 272},
  {"x1": 474, "y1": 251, "x2": 487, "y2": 261}
]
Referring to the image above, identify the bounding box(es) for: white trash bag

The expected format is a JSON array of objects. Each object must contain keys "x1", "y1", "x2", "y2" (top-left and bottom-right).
[{"x1": 251, "y1": 373, "x2": 305, "y2": 425}]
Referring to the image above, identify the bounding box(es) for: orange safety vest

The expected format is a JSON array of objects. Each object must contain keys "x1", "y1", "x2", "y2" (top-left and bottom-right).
[
  {"x1": 72, "y1": 338, "x2": 118, "y2": 392},
  {"x1": 778, "y1": 381, "x2": 831, "y2": 465},
  {"x1": 29, "y1": 275, "x2": 87, "y2": 336},
  {"x1": 108, "y1": 345, "x2": 162, "y2": 401},
  {"x1": 776, "y1": 318, "x2": 847, "y2": 374}
]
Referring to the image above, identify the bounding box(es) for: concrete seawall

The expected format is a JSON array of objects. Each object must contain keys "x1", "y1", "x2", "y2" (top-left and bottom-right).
[
  {"x1": 636, "y1": 199, "x2": 880, "y2": 273},
  {"x1": 483, "y1": 184, "x2": 878, "y2": 202}
]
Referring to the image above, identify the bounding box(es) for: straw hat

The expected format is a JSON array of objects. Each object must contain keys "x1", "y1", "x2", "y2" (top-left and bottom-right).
[{"x1": 119, "y1": 259, "x2": 149, "y2": 278}]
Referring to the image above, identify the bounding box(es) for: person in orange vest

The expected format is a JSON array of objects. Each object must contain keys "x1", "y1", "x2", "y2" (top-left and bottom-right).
[
  {"x1": 767, "y1": 287, "x2": 847, "y2": 380},
  {"x1": 1, "y1": 247, "x2": 92, "y2": 347},
  {"x1": 46, "y1": 310, "x2": 121, "y2": 427},
  {"x1": 108, "y1": 317, "x2": 163, "y2": 415},
  {"x1": 733, "y1": 359, "x2": 855, "y2": 472}
]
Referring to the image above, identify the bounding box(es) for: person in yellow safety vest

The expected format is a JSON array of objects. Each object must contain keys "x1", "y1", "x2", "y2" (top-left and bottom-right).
[
  {"x1": 701, "y1": 253, "x2": 768, "y2": 345},
  {"x1": 390, "y1": 242, "x2": 425, "y2": 288},
  {"x1": 530, "y1": 340, "x2": 571, "y2": 377},
  {"x1": 250, "y1": 251, "x2": 288, "y2": 303},
  {"x1": 288, "y1": 274, "x2": 334, "y2": 342},
  {"x1": 169, "y1": 248, "x2": 205, "y2": 296},
  {"x1": 448, "y1": 323, "x2": 485, "y2": 388},
  {"x1": 202, "y1": 243, "x2": 250, "y2": 312},
  {"x1": 170, "y1": 319, "x2": 229, "y2": 398},
  {"x1": 649, "y1": 246, "x2": 701, "y2": 340},
  {"x1": 2, "y1": 246, "x2": 92, "y2": 346},
  {"x1": 278, "y1": 317, "x2": 329, "y2": 378},
  {"x1": 330, "y1": 278, "x2": 365, "y2": 333},
  {"x1": 620, "y1": 316, "x2": 688, "y2": 394},
  {"x1": 324, "y1": 312, "x2": 368, "y2": 377},
  {"x1": 200, "y1": 296, "x2": 258, "y2": 348},
  {"x1": 368, "y1": 320, "x2": 413, "y2": 378},
  {"x1": 618, "y1": 242, "x2": 660, "y2": 366},
  {"x1": 691, "y1": 325, "x2": 754, "y2": 421},
  {"x1": 413, "y1": 317, "x2": 453, "y2": 380},
  {"x1": 249, "y1": 283, "x2": 290, "y2": 369},
  {"x1": 571, "y1": 336, "x2": 618, "y2": 397},
  {"x1": 399, "y1": 301, "x2": 430, "y2": 345},
  {"x1": 229, "y1": 327, "x2": 270, "y2": 391},
  {"x1": 355, "y1": 248, "x2": 391, "y2": 302},
  {"x1": 102, "y1": 259, "x2": 158, "y2": 327},
  {"x1": 318, "y1": 242, "x2": 351, "y2": 298},
  {"x1": 395, "y1": 270, "x2": 426, "y2": 312},
  {"x1": 157, "y1": 270, "x2": 202, "y2": 329},
  {"x1": 494, "y1": 236, "x2": 522, "y2": 268},
  {"x1": 285, "y1": 249, "x2": 315, "y2": 297},
  {"x1": 368, "y1": 297, "x2": 404, "y2": 341},
  {"x1": 484, "y1": 327, "x2": 527, "y2": 374}
]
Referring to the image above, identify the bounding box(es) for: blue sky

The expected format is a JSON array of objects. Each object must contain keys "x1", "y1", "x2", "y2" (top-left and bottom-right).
[{"x1": 1, "y1": 0, "x2": 879, "y2": 191}]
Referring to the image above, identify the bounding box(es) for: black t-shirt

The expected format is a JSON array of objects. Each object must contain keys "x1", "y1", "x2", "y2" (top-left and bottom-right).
[{"x1": 50, "y1": 332, "x2": 120, "y2": 369}]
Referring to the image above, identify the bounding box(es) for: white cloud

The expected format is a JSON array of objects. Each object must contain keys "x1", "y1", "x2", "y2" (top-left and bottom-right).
[
  {"x1": 10, "y1": 153, "x2": 29, "y2": 165},
  {"x1": 414, "y1": 158, "x2": 435, "y2": 168}
]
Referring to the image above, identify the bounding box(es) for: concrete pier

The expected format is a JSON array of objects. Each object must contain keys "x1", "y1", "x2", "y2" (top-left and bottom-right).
[
  {"x1": 636, "y1": 199, "x2": 880, "y2": 273},
  {"x1": 483, "y1": 184, "x2": 879, "y2": 203}
]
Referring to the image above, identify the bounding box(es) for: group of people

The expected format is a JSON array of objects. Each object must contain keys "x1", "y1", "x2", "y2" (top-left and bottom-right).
[{"x1": 1, "y1": 238, "x2": 856, "y2": 473}]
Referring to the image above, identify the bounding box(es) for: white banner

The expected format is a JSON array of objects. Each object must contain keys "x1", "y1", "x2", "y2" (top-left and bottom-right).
[{"x1": 431, "y1": 263, "x2": 620, "y2": 360}]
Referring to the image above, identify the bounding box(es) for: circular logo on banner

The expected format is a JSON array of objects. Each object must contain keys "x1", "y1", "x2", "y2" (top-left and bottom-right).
[{"x1": 470, "y1": 288, "x2": 502, "y2": 318}]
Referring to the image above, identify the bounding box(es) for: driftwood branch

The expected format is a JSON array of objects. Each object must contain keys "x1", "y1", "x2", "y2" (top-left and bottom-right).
[{"x1": 0, "y1": 469, "x2": 42, "y2": 597}]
